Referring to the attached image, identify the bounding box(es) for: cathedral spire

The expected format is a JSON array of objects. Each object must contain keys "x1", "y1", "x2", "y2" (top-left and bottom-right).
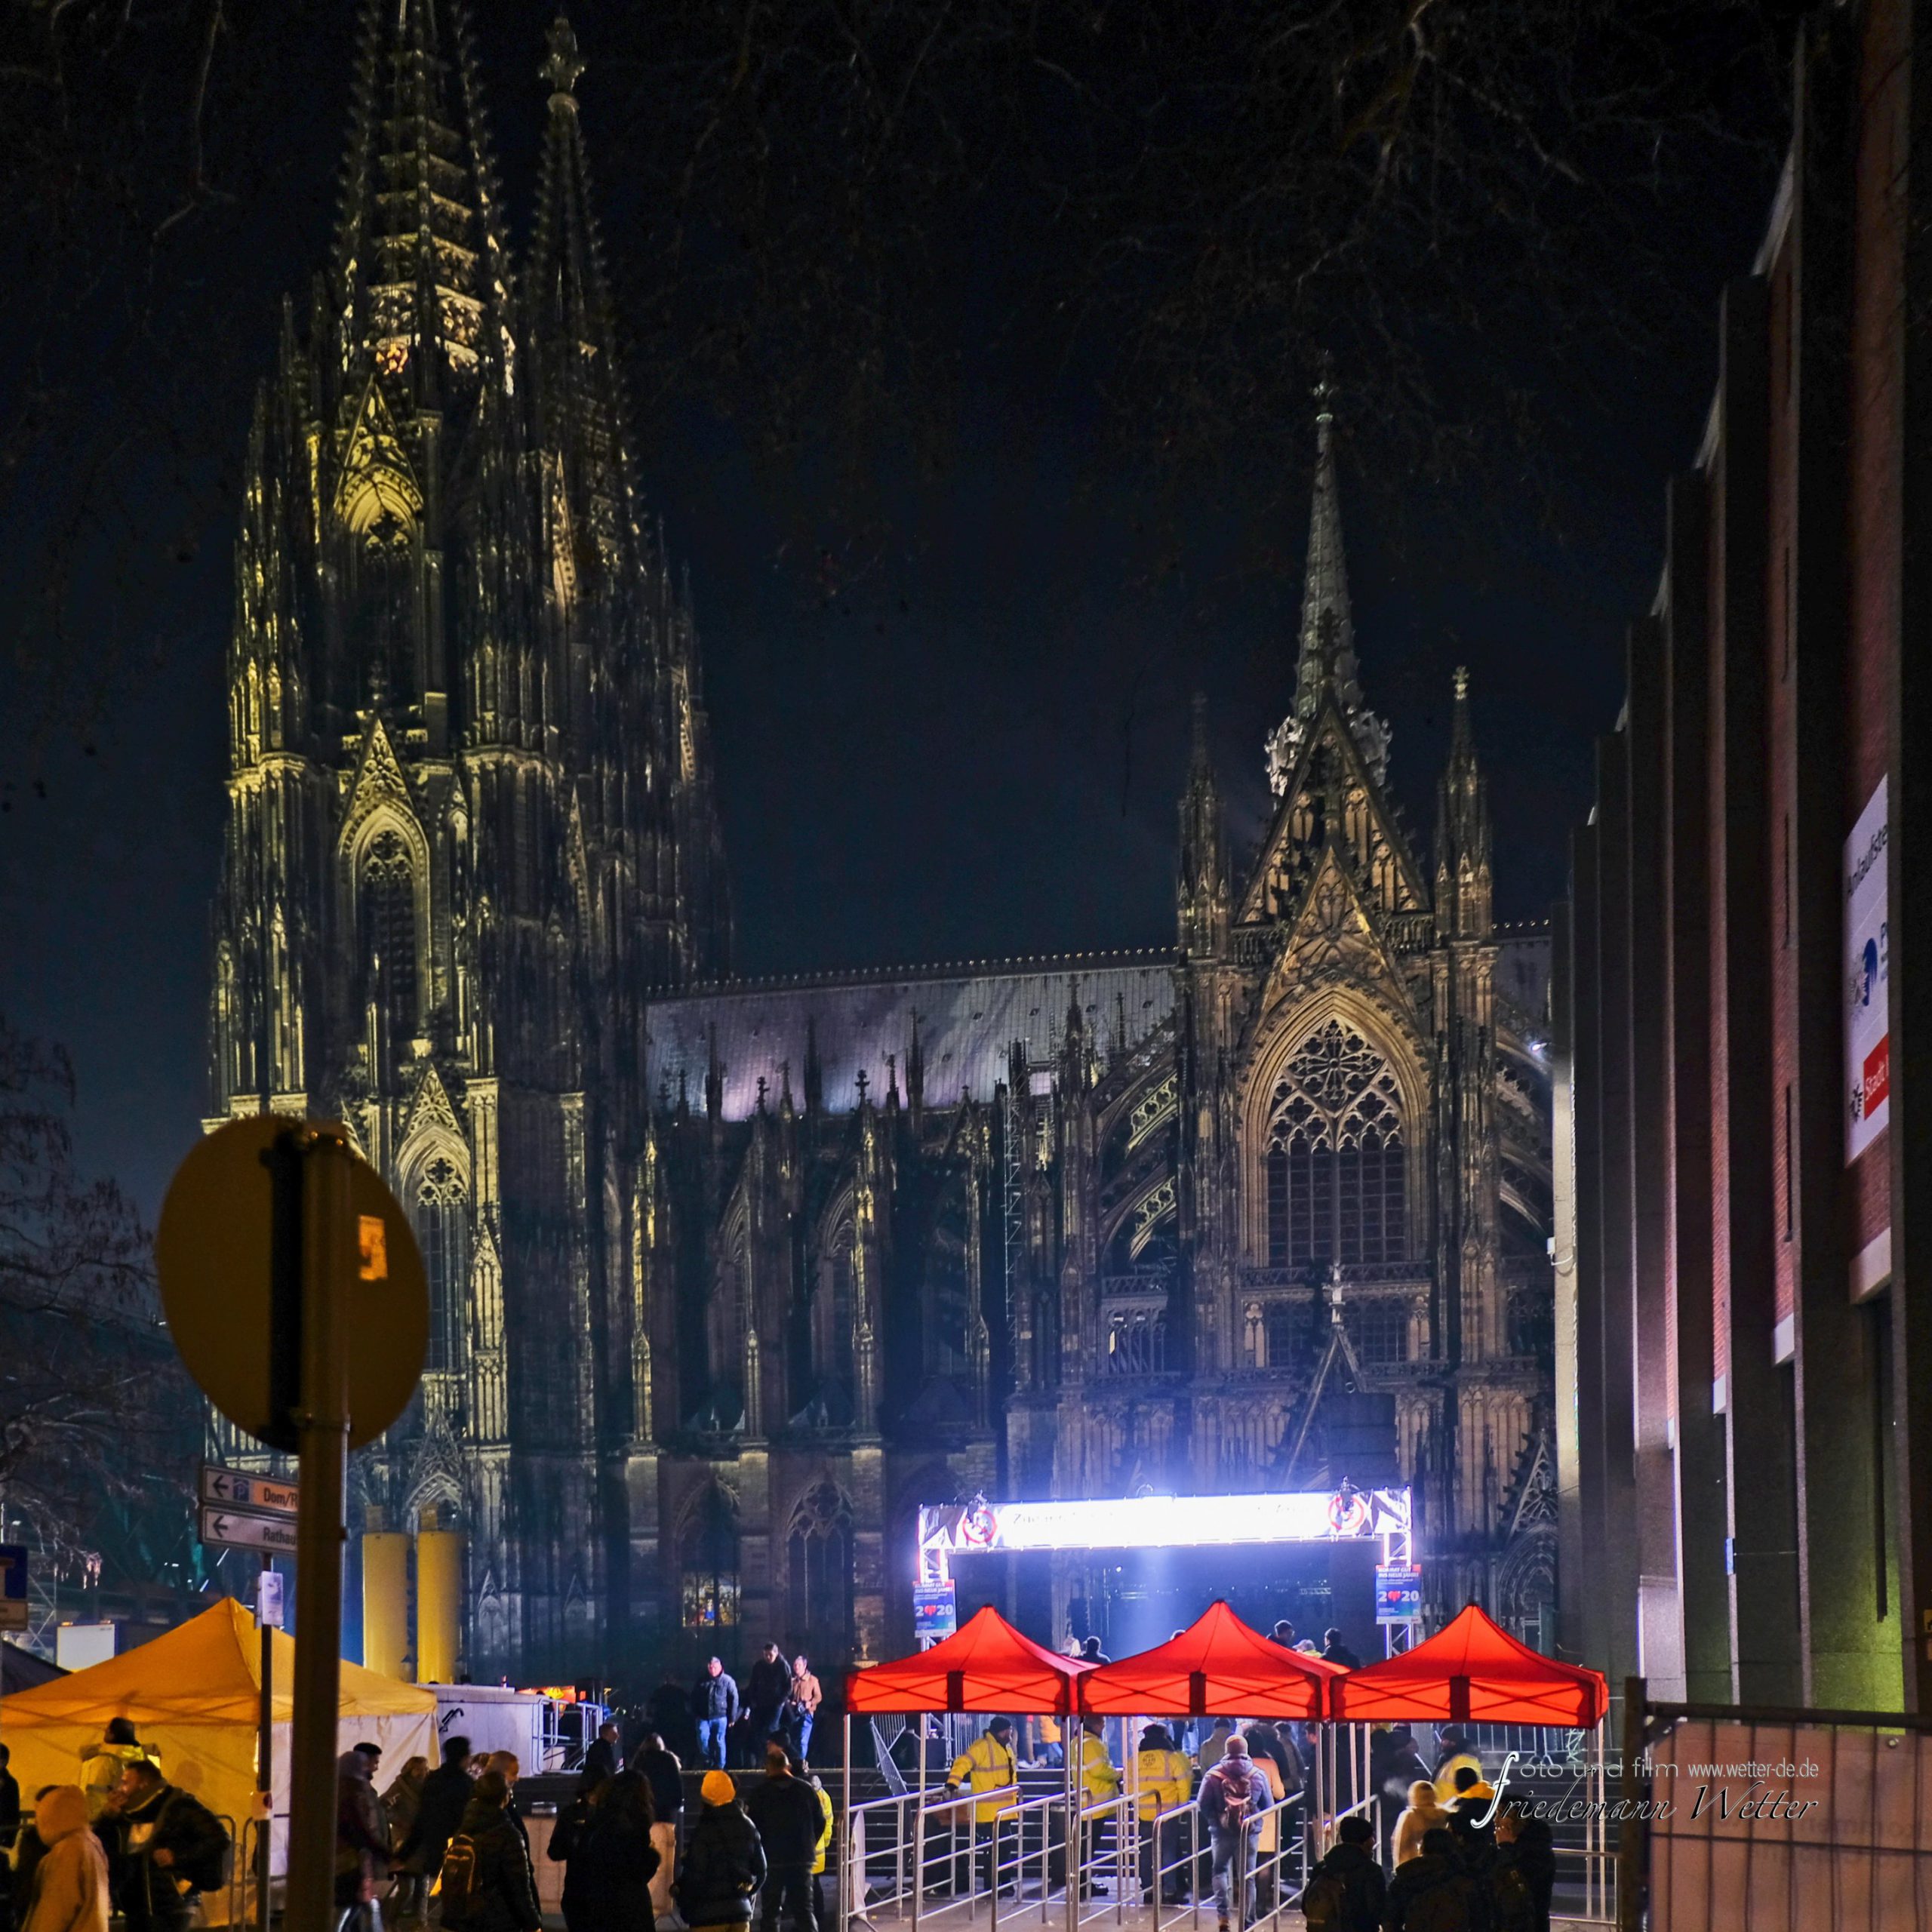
[
  {"x1": 1294, "y1": 371, "x2": 1361, "y2": 722},
  {"x1": 1435, "y1": 666, "x2": 1493, "y2": 938},
  {"x1": 1177, "y1": 692, "x2": 1229, "y2": 957},
  {"x1": 331, "y1": 0, "x2": 515, "y2": 382},
  {"x1": 1266, "y1": 371, "x2": 1390, "y2": 794}
]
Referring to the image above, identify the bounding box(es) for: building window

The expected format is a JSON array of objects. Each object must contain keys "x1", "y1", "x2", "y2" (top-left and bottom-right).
[
  {"x1": 361, "y1": 829, "x2": 419, "y2": 1029},
  {"x1": 1352, "y1": 1303, "x2": 1408, "y2": 1364},
  {"x1": 679, "y1": 1488, "x2": 740, "y2": 1629},
  {"x1": 786, "y1": 1482, "x2": 854, "y2": 1652},
  {"x1": 1263, "y1": 1019, "x2": 1407, "y2": 1266},
  {"x1": 414, "y1": 1156, "x2": 469, "y2": 1374}
]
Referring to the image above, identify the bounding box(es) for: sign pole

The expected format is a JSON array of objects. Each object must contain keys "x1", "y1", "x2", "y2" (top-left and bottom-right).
[
  {"x1": 285, "y1": 1128, "x2": 353, "y2": 1932},
  {"x1": 258, "y1": 1555, "x2": 275, "y2": 1932}
]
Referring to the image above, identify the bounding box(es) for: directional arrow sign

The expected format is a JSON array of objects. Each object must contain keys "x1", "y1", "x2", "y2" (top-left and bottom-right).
[
  {"x1": 198, "y1": 1506, "x2": 300, "y2": 1557},
  {"x1": 199, "y1": 1465, "x2": 300, "y2": 1517}
]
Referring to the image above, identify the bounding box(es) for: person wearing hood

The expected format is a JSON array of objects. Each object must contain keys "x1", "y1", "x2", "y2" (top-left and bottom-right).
[
  {"x1": 1392, "y1": 1780, "x2": 1447, "y2": 1866},
  {"x1": 626, "y1": 1731, "x2": 684, "y2": 1921},
  {"x1": 18, "y1": 1788, "x2": 107, "y2": 1932},
  {"x1": 336, "y1": 1748, "x2": 391, "y2": 1930},
  {"x1": 437, "y1": 1770, "x2": 538, "y2": 1932},
  {"x1": 384, "y1": 1758, "x2": 432, "y2": 1923},
  {"x1": 1386, "y1": 1826, "x2": 1488, "y2": 1930},
  {"x1": 674, "y1": 1773, "x2": 766, "y2": 1932}
]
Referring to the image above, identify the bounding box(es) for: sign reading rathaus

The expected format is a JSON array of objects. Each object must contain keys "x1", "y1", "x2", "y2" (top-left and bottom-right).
[{"x1": 206, "y1": 1, "x2": 1558, "y2": 1685}]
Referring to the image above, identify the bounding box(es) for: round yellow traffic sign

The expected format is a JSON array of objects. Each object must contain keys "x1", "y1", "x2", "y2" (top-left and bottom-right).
[{"x1": 156, "y1": 1115, "x2": 429, "y2": 1451}]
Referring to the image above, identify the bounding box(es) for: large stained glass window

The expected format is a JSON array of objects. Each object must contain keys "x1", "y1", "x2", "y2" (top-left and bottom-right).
[
  {"x1": 680, "y1": 1487, "x2": 740, "y2": 1629},
  {"x1": 1263, "y1": 1019, "x2": 1407, "y2": 1267},
  {"x1": 414, "y1": 1156, "x2": 469, "y2": 1374},
  {"x1": 361, "y1": 829, "x2": 418, "y2": 1030}
]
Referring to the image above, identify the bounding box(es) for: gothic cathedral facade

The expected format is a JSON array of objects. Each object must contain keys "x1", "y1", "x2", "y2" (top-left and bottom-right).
[{"x1": 205, "y1": 2, "x2": 1557, "y2": 1685}]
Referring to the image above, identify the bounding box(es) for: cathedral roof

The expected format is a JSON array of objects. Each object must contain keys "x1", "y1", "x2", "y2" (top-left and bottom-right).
[{"x1": 646, "y1": 951, "x2": 1177, "y2": 1121}]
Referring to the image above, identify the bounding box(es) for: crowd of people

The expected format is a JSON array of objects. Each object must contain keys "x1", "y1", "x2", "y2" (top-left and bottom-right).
[
  {"x1": 0, "y1": 1721, "x2": 232, "y2": 1932},
  {"x1": 640, "y1": 1650, "x2": 823, "y2": 1773}
]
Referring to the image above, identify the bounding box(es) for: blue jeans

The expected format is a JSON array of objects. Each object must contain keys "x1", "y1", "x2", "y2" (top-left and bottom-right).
[
  {"x1": 699, "y1": 1717, "x2": 728, "y2": 1767},
  {"x1": 1209, "y1": 1823, "x2": 1260, "y2": 1924},
  {"x1": 794, "y1": 1712, "x2": 814, "y2": 1764}
]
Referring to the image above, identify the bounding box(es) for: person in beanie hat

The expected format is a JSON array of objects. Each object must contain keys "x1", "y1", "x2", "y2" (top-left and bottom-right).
[{"x1": 675, "y1": 1774, "x2": 766, "y2": 1932}]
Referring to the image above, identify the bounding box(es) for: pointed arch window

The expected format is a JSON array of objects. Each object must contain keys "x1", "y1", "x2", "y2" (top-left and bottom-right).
[
  {"x1": 679, "y1": 1488, "x2": 740, "y2": 1629},
  {"x1": 786, "y1": 1481, "x2": 854, "y2": 1653},
  {"x1": 414, "y1": 1156, "x2": 469, "y2": 1374},
  {"x1": 361, "y1": 829, "x2": 419, "y2": 1030},
  {"x1": 1263, "y1": 1019, "x2": 1407, "y2": 1267}
]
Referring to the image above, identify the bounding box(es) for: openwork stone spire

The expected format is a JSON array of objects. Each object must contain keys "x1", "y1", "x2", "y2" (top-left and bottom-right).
[{"x1": 1266, "y1": 373, "x2": 1391, "y2": 794}]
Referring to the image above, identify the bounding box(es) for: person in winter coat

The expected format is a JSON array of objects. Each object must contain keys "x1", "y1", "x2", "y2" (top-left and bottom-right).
[
  {"x1": 583, "y1": 1726, "x2": 621, "y2": 1788},
  {"x1": 438, "y1": 1771, "x2": 538, "y2": 1932},
  {"x1": 807, "y1": 1774, "x2": 833, "y2": 1932},
  {"x1": 786, "y1": 1659, "x2": 823, "y2": 1767},
  {"x1": 1240, "y1": 1731, "x2": 1287, "y2": 1912},
  {"x1": 7, "y1": 1789, "x2": 60, "y2": 1912},
  {"x1": 398, "y1": 1737, "x2": 475, "y2": 1887},
  {"x1": 1492, "y1": 1814, "x2": 1555, "y2": 1932},
  {"x1": 694, "y1": 1661, "x2": 742, "y2": 1771},
  {"x1": 384, "y1": 1758, "x2": 431, "y2": 1921},
  {"x1": 574, "y1": 1773, "x2": 660, "y2": 1932},
  {"x1": 627, "y1": 1732, "x2": 684, "y2": 1920},
  {"x1": 745, "y1": 1647, "x2": 792, "y2": 1750},
  {"x1": 546, "y1": 1774, "x2": 608, "y2": 1932},
  {"x1": 1392, "y1": 1780, "x2": 1448, "y2": 1866},
  {"x1": 1196, "y1": 1736, "x2": 1270, "y2": 1932},
  {"x1": 1385, "y1": 1826, "x2": 1489, "y2": 1932},
  {"x1": 1291, "y1": 1813, "x2": 1383, "y2": 1932},
  {"x1": 674, "y1": 1773, "x2": 766, "y2": 1932},
  {"x1": 745, "y1": 1746, "x2": 821, "y2": 1932},
  {"x1": 336, "y1": 1749, "x2": 392, "y2": 1930},
  {"x1": 104, "y1": 1759, "x2": 229, "y2": 1932},
  {"x1": 19, "y1": 1788, "x2": 108, "y2": 1932},
  {"x1": 1444, "y1": 1766, "x2": 1498, "y2": 1868}
]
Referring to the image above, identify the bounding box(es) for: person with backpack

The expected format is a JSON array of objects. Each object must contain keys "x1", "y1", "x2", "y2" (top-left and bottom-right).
[
  {"x1": 574, "y1": 1772, "x2": 661, "y2": 1932},
  {"x1": 1197, "y1": 1734, "x2": 1269, "y2": 1932},
  {"x1": 627, "y1": 1730, "x2": 684, "y2": 1921},
  {"x1": 17, "y1": 1787, "x2": 108, "y2": 1932},
  {"x1": 744, "y1": 1746, "x2": 820, "y2": 1932},
  {"x1": 1385, "y1": 1824, "x2": 1490, "y2": 1932},
  {"x1": 673, "y1": 1772, "x2": 766, "y2": 1932},
  {"x1": 1293, "y1": 1814, "x2": 1383, "y2": 1932},
  {"x1": 436, "y1": 1770, "x2": 538, "y2": 1932},
  {"x1": 103, "y1": 1758, "x2": 229, "y2": 1932}
]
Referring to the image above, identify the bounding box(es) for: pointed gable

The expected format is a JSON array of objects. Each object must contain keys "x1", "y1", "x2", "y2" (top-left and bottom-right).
[
  {"x1": 333, "y1": 376, "x2": 423, "y2": 540},
  {"x1": 338, "y1": 712, "x2": 423, "y2": 854},
  {"x1": 400, "y1": 1058, "x2": 465, "y2": 1151},
  {"x1": 1238, "y1": 697, "x2": 1427, "y2": 928},
  {"x1": 1259, "y1": 838, "x2": 1423, "y2": 1040}
]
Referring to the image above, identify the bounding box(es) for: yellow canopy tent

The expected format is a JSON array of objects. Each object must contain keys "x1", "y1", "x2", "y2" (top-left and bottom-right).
[{"x1": 0, "y1": 1598, "x2": 435, "y2": 1924}]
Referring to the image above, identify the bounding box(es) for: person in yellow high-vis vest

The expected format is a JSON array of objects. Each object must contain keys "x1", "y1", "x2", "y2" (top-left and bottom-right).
[
  {"x1": 945, "y1": 1718, "x2": 1018, "y2": 1897},
  {"x1": 1073, "y1": 1717, "x2": 1121, "y2": 1900},
  {"x1": 1134, "y1": 1724, "x2": 1195, "y2": 1904}
]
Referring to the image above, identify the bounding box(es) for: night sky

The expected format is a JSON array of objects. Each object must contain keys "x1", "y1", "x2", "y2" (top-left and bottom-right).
[{"x1": 0, "y1": 1, "x2": 1788, "y2": 1217}]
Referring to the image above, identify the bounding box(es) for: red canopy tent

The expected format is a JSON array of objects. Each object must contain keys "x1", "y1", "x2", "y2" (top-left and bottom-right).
[
  {"x1": 845, "y1": 1604, "x2": 1093, "y2": 1714},
  {"x1": 1327, "y1": 1603, "x2": 1608, "y2": 1727},
  {"x1": 1076, "y1": 1598, "x2": 1341, "y2": 1720}
]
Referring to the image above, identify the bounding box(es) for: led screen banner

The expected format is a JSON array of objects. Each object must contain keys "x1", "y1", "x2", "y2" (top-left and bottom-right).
[
  {"x1": 1844, "y1": 777, "x2": 1890, "y2": 1164},
  {"x1": 917, "y1": 1487, "x2": 1411, "y2": 1571}
]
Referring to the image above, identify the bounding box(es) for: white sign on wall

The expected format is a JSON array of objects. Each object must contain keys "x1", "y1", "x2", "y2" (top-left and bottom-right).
[{"x1": 1844, "y1": 777, "x2": 1890, "y2": 1164}]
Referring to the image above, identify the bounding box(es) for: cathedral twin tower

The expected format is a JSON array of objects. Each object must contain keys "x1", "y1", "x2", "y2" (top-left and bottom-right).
[{"x1": 208, "y1": 2, "x2": 1558, "y2": 1683}]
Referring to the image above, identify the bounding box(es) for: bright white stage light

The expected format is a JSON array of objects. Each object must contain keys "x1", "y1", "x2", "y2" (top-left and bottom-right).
[{"x1": 917, "y1": 1487, "x2": 1410, "y2": 1561}]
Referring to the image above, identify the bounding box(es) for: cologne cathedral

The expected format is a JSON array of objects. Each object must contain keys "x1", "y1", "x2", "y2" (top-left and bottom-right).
[{"x1": 205, "y1": 1, "x2": 1558, "y2": 1685}]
